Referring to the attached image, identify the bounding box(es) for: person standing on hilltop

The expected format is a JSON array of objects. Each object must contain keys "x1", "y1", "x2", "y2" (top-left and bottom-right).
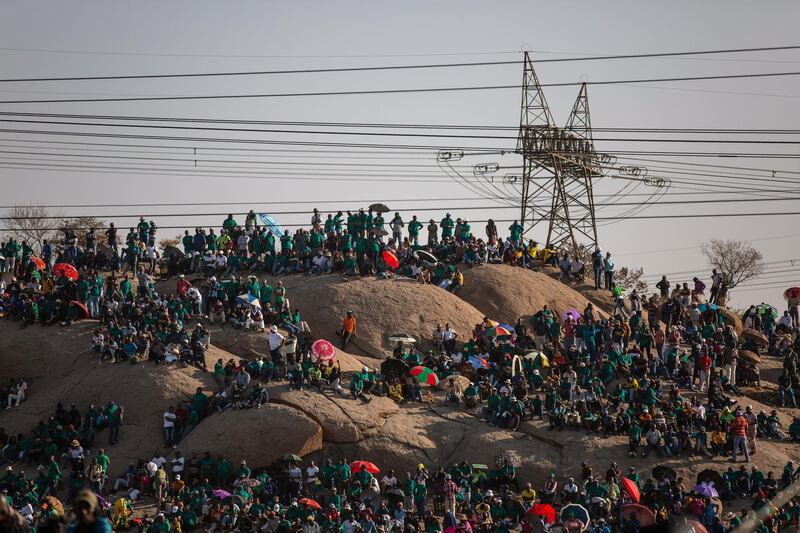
[
  {"x1": 485, "y1": 219, "x2": 498, "y2": 242},
  {"x1": 427, "y1": 219, "x2": 438, "y2": 245},
  {"x1": 408, "y1": 216, "x2": 423, "y2": 246},
  {"x1": 390, "y1": 212, "x2": 405, "y2": 244},
  {"x1": 656, "y1": 276, "x2": 670, "y2": 298},
  {"x1": 339, "y1": 311, "x2": 357, "y2": 350},
  {"x1": 508, "y1": 220, "x2": 523, "y2": 246},
  {"x1": 603, "y1": 252, "x2": 615, "y2": 291},
  {"x1": 591, "y1": 247, "x2": 604, "y2": 290},
  {"x1": 440, "y1": 213, "x2": 454, "y2": 240}
]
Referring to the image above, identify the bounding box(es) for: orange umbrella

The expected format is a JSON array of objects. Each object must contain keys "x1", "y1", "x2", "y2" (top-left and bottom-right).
[
  {"x1": 30, "y1": 256, "x2": 46, "y2": 270},
  {"x1": 298, "y1": 498, "x2": 321, "y2": 510}
]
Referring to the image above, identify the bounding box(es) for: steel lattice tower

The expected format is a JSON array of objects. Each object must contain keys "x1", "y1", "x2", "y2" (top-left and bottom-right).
[{"x1": 515, "y1": 52, "x2": 603, "y2": 250}]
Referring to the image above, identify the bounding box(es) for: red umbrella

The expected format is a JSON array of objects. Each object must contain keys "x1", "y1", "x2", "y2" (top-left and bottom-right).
[
  {"x1": 311, "y1": 339, "x2": 336, "y2": 362},
  {"x1": 785, "y1": 287, "x2": 800, "y2": 301},
  {"x1": 350, "y1": 460, "x2": 380, "y2": 474},
  {"x1": 69, "y1": 301, "x2": 90, "y2": 319},
  {"x1": 687, "y1": 520, "x2": 709, "y2": 533},
  {"x1": 621, "y1": 477, "x2": 641, "y2": 503},
  {"x1": 381, "y1": 250, "x2": 399, "y2": 269},
  {"x1": 620, "y1": 504, "x2": 655, "y2": 526},
  {"x1": 528, "y1": 503, "x2": 556, "y2": 524},
  {"x1": 298, "y1": 498, "x2": 321, "y2": 510},
  {"x1": 29, "y1": 256, "x2": 46, "y2": 270},
  {"x1": 53, "y1": 263, "x2": 78, "y2": 281}
]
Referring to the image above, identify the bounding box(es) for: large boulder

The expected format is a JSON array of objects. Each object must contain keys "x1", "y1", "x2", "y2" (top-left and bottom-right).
[
  {"x1": 178, "y1": 404, "x2": 323, "y2": 468},
  {"x1": 270, "y1": 385, "x2": 400, "y2": 443},
  {"x1": 255, "y1": 275, "x2": 485, "y2": 359},
  {"x1": 207, "y1": 326, "x2": 374, "y2": 373},
  {"x1": 459, "y1": 264, "x2": 607, "y2": 324},
  {"x1": 0, "y1": 321, "x2": 220, "y2": 469}
]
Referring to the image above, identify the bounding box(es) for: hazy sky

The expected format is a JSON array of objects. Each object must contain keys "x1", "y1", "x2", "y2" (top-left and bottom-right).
[{"x1": 0, "y1": 0, "x2": 798, "y2": 308}]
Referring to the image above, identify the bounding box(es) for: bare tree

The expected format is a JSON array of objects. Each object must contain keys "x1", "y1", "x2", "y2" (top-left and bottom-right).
[
  {"x1": 562, "y1": 242, "x2": 647, "y2": 292},
  {"x1": 701, "y1": 239, "x2": 765, "y2": 288},
  {"x1": 615, "y1": 266, "x2": 648, "y2": 293},
  {"x1": 2, "y1": 203, "x2": 63, "y2": 251},
  {"x1": 60, "y1": 216, "x2": 108, "y2": 247},
  {"x1": 159, "y1": 235, "x2": 182, "y2": 250}
]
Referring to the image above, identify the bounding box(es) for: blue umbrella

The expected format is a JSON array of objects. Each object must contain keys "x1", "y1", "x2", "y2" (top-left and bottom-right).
[
  {"x1": 237, "y1": 293, "x2": 261, "y2": 307},
  {"x1": 258, "y1": 213, "x2": 284, "y2": 237},
  {"x1": 698, "y1": 303, "x2": 718, "y2": 312}
]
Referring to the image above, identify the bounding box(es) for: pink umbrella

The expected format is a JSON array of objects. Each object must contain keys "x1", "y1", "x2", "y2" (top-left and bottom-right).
[
  {"x1": 213, "y1": 489, "x2": 232, "y2": 499},
  {"x1": 562, "y1": 308, "x2": 580, "y2": 321},
  {"x1": 311, "y1": 339, "x2": 336, "y2": 362}
]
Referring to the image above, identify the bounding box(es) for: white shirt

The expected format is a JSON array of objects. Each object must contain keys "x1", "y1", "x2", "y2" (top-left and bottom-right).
[
  {"x1": 305, "y1": 465, "x2": 319, "y2": 483},
  {"x1": 268, "y1": 331, "x2": 285, "y2": 351},
  {"x1": 289, "y1": 466, "x2": 303, "y2": 482},
  {"x1": 171, "y1": 456, "x2": 185, "y2": 473},
  {"x1": 442, "y1": 329, "x2": 456, "y2": 341},
  {"x1": 381, "y1": 475, "x2": 398, "y2": 488}
]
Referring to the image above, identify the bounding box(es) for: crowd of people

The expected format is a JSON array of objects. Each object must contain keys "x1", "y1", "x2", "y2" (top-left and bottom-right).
[
  {"x1": 1, "y1": 207, "x2": 799, "y2": 532},
  {"x1": 5, "y1": 445, "x2": 800, "y2": 532}
]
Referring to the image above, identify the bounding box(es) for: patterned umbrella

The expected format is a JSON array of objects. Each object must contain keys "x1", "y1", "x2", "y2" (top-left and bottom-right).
[
  {"x1": 311, "y1": 339, "x2": 336, "y2": 362},
  {"x1": 53, "y1": 263, "x2": 78, "y2": 281},
  {"x1": 468, "y1": 356, "x2": 489, "y2": 369},
  {"x1": 410, "y1": 366, "x2": 439, "y2": 386},
  {"x1": 560, "y1": 504, "x2": 589, "y2": 526},
  {"x1": 237, "y1": 293, "x2": 261, "y2": 307},
  {"x1": 484, "y1": 326, "x2": 512, "y2": 337}
]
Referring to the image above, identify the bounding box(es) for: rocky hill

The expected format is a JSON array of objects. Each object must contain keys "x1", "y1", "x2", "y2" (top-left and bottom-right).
[{"x1": 2, "y1": 265, "x2": 788, "y2": 488}]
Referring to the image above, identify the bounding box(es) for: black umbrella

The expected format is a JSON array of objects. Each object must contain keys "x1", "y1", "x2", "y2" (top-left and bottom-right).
[
  {"x1": 369, "y1": 203, "x2": 390, "y2": 214},
  {"x1": 652, "y1": 465, "x2": 677, "y2": 481},
  {"x1": 380, "y1": 359, "x2": 410, "y2": 379},
  {"x1": 163, "y1": 245, "x2": 185, "y2": 259},
  {"x1": 696, "y1": 469, "x2": 724, "y2": 488},
  {"x1": 385, "y1": 487, "x2": 405, "y2": 498}
]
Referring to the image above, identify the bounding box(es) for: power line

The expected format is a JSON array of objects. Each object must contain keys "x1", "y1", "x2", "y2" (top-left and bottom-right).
[
  {"x1": 5, "y1": 213, "x2": 800, "y2": 232},
  {"x1": 1, "y1": 71, "x2": 799, "y2": 104},
  {"x1": 1, "y1": 45, "x2": 798, "y2": 83},
  {"x1": 2, "y1": 126, "x2": 800, "y2": 159},
  {"x1": 2, "y1": 117, "x2": 800, "y2": 144},
  {"x1": 6, "y1": 196, "x2": 800, "y2": 220},
  {"x1": 1, "y1": 112, "x2": 799, "y2": 135}
]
